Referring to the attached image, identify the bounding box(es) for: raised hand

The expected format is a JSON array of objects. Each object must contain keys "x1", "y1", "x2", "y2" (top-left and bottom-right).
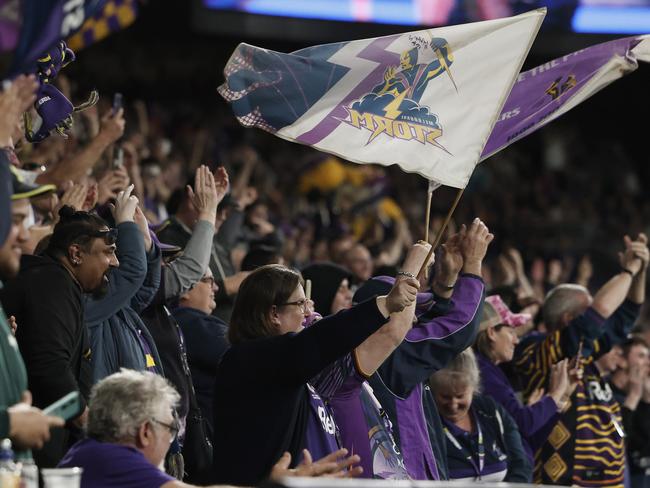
[
  {"x1": 385, "y1": 276, "x2": 419, "y2": 314},
  {"x1": 0, "y1": 74, "x2": 38, "y2": 146},
  {"x1": 459, "y1": 218, "x2": 494, "y2": 275},
  {"x1": 187, "y1": 165, "x2": 222, "y2": 223},
  {"x1": 98, "y1": 107, "x2": 125, "y2": 144},
  {"x1": 111, "y1": 184, "x2": 138, "y2": 224}
]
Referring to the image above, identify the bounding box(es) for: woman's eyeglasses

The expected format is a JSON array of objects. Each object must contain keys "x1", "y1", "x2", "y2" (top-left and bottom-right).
[{"x1": 278, "y1": 299, "x2": 308, "y2": 313}]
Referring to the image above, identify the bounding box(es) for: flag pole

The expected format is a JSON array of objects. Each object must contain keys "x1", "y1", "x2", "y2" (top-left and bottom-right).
[
  {"x1": 417, "y1": 188, "x2": 464, "y2": 280},
  {"x1": 424, "y1": 187, "x2": 433, "y2": 243}
]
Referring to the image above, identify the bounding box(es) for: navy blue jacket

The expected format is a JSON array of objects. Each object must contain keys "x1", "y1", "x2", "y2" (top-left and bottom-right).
[{"x1": 172, "y1": 306, "x2": 229, "y2": 434}]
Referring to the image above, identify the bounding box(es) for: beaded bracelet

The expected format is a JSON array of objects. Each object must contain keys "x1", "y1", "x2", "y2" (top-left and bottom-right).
[{"x1": 396, "y1": 270, "x2": 416, "y2": 279}]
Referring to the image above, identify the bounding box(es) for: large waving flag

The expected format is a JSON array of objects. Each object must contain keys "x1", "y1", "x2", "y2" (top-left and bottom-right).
[
  {"x1": 219, "y1": 9, "x2": 546, "y2": 189},
  {"x1": 482, "y1": 35, "x2": 650, "y2": 160}
]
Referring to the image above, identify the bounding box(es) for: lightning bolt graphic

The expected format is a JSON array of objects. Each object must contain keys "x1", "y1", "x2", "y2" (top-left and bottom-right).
[
  {"x1": 383, "y1": 90, "x2": 408, "y2": 120},
  {"x1": 295, "y1": 35, "x2": 401, "y2": 145},
  {"x1": 435, "y1": 47, "x2": 458, "y2": 93}
]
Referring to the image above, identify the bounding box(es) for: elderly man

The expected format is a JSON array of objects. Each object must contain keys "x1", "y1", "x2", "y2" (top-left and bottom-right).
[
  {"x1": 59, "y1": 369, "x2": 362, "y2": 487},
  {"x1": 513, "y1": 234, "x2": 648, "y2": 487}
]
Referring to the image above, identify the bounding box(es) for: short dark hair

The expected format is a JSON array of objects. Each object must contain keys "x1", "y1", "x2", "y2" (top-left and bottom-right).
[
  {"x1": 46, "y1": 206, "x2": 109, "y2": 258},
  {"x1": 229, "y1": 264, "x2": 302, "y2": 345}
]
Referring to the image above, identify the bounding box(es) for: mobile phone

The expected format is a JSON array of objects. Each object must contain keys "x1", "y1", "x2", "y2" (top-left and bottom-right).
[
  {"x1": 113, "y1": 146, "x2": 124, "y2": 169},
  {"x1": 112, "y1": 92, "x2": 123, "y2": 114},
  {"x1": 43, "y1": 391, "x2": 82, "y2": 421}
]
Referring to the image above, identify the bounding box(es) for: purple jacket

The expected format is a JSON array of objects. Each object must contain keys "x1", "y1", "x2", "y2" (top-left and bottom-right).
[
  {"x1": 476, "y1": 351, "x2": 558, "y2": 464},
  {"x1": 354, "y1": 273, "x2": 485, "y2": 480}
]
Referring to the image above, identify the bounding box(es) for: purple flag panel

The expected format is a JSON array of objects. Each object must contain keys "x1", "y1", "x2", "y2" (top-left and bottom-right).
[{"x1": 482, "y1": 35, "x2": 650, "y2": 160}]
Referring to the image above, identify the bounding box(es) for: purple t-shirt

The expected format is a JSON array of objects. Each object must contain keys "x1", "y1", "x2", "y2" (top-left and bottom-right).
[
  {"x1": 58, "y1": 438, "x2": 173, "y2": 488},
  {"x1": 330, "y1": 374, "x2": 409, "y2": 479},
  {"x1": 302, "y1": 383, "x2": 339, "y2": 461}
]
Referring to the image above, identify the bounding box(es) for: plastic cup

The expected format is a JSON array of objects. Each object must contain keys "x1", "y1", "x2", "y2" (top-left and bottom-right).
[{"x1": 41, "y1": 467, "x2": 83, "y2": 488}]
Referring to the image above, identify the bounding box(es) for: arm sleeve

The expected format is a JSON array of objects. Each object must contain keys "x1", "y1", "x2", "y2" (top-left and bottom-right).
[
  {"x1": 482, "y1": 366, "x2": 558, "y2": 438},
  {"x1": 500, "y1": 404, "x2": 533, "y2": 482},
  {"x1": 375, "y1": 274, "x2": 485, "y2": 398},
  {"x1": 593, "y1": 300, "x2": 641, "y2": 357},
  {"x1": 83, "y1": 222, "x2": 147, "y2": 324},
  {"x1": 227, "y1": 298, "x2": 389, "y2": 386},
  {"x1": 130, "y1": 243, "x2": 162, "y2": 313},
  {"x1": 309, "y1": 353, "x2": 356, "y2": 400},
  {"x1": 164, "y1": 220, "x2": 214, "y2": 299}
]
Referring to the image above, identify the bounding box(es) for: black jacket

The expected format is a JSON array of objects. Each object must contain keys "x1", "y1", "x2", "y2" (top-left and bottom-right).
[
  {"x1": 0, "y1": 254, "x2": 91, "y2": 466},
  {"x1": 211, "y1": 298, "x2": 388, "y2": 486}
]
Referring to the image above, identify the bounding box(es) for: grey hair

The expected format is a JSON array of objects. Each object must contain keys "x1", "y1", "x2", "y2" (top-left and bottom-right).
[
  {"x1": 543, "y1": 284, "x2": 589, "y2": 331},
  {"x1": 87, "y1": 369, "x2": 180, "y2": 443},
  {"x1": 430, "y1": 348, "x2": 481, "y2": 394}
]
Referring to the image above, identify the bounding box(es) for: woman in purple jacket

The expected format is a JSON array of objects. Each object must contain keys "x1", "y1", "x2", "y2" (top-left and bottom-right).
[{"x1": 474, "y1": 294, "x2": 571, "y2": 464}]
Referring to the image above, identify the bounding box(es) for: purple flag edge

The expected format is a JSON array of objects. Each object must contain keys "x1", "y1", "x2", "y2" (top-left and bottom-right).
[{"x1": 480, "y1": 35, "x2": 647, "y2": 161}]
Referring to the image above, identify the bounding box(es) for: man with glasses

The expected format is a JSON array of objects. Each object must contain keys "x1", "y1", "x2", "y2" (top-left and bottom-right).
[{"x1": 59, "y1": 369, "x2": 359, "y2": 488}]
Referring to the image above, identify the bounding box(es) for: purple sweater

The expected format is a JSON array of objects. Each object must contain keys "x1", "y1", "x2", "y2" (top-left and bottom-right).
[{"x1": 476, "y1": 351, "x2": 558, "y2": 464}]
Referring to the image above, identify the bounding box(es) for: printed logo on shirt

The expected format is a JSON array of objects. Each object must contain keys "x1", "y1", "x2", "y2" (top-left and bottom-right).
[
  {"x1": 318, "y1": 406, "x2": 336, "y2": 435},
  {"x1": 586, "y1": 380, "x2": 612, "y2": 402}
]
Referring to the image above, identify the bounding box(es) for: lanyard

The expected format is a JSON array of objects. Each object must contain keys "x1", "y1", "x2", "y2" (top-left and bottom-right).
[{"x1": 443, "y1": 415, "x2": 484, "y2": 479}]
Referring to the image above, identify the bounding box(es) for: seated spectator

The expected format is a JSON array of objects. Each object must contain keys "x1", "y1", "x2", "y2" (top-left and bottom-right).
[
  {"x1": 211, "y1": 263, "x2": 420, "y2": 485},
  {"x1": 474, "y1": 294, "x2": 573, "y2": 465},
  {"x1": 172, "y1": 269, "x2": 229, "y2": 436},
  {"x1": 430, "y1": 348, "x2": 532, "y2": 482},
  {"x1": 58, "y1": 369, "x2": 360, "y2": 488}
]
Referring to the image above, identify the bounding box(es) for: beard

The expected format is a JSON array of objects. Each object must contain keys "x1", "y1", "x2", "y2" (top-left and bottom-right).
[{"x1": 90, "y1": 274, "x2": 110, "y2": 300}]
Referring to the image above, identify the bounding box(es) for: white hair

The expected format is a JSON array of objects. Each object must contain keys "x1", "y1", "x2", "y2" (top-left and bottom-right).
[{"x1": 87, "y1": 369, "x2": 180, "y2": 443}]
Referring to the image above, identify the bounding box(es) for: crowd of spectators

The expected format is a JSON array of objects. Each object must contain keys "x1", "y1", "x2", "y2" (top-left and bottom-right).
[{"x1": 1, "y1": 28, "x2": 650, "y2": 488}]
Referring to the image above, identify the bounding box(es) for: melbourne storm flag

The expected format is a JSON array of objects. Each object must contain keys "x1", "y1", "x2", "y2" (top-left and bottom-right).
[
  {"x1": 218, "y1": 9, "x2": 545, "y2": 189},
  {"x1": 482, "y1": 34, "x2": 650, "y2": 160}
]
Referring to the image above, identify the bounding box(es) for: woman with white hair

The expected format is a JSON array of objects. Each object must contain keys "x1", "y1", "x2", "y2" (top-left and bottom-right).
[{"x1": 429, "y1": 348, "x2": 531, "y2": 483}]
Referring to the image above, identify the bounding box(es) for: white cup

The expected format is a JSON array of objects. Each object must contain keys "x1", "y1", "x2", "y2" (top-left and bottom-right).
[{"x1": 41, "y1": 467, "x2": 83, "y2": 488}]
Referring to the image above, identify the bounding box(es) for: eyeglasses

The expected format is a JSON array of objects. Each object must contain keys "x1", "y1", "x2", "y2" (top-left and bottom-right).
[
  {"x1": 278, "y1": 299, "x2": 308, "y2": 313},
  {"x1": 151, "y1": 417, "x2": 180, "y2": 442},
  {"x1": 199, "y1": 276, "x2": 215, "y2": 286},
  {"x1": 87, "y1": 228, "x2": 118, "y2": 245}
]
